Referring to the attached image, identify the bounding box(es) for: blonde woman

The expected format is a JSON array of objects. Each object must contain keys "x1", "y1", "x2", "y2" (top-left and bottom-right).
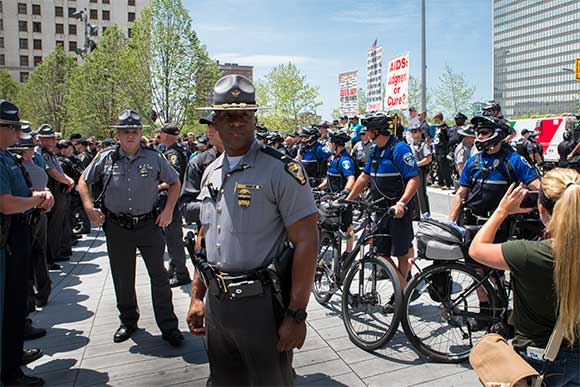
[{"x1": 470, "y1": 168, "x2": 580, "y2": 386}]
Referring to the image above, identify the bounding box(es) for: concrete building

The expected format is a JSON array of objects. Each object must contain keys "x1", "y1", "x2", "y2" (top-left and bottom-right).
[
  {"x1": 493, "y1": 0, "x2": 580, "y2": 116},
  {"x1": 218, "y1": 62, "x2": 254, "y2": 81},
  {"x1": 0, "y1": 0, "x2": 150, "y2": 82}
]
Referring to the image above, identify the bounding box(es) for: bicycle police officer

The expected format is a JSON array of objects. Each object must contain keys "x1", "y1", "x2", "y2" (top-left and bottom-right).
[
  {"x1": 448, "y1": 115, "x2": 539, "y2": 330},
  {"x1": 186, "y1": 75, "x2": 318, "y2": 386},
  {"x1": 78, "y1": 110, "x2": 184, "y2": 346},
  {"x1": 159, "y1": 123, "x2": 191, "y2": 287},
  {"x1": 297, "y1": 126, "x2": 332, "y2": 187},
  {"x1": 449, "y1": 116, "x2": 540, "y2": 225},
  {"x1": 346, "y1": 112, "x2": 419, "y2": 289},
  {"x1": 317, "y1": 130, "x2": 356, "y2": 253}
]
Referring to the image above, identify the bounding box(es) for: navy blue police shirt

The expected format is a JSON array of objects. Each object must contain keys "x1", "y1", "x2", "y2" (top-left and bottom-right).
[
  {"x1": 459, "y1": 146, "x2": 538, "y2": 214},
  {"x1": 301, "y1": 142, "x2": 332, "y2": 179},
  {"x1": 363, "y1": 137, "x2": 419, "y2": 200},
  {"x1": 327, "y1": 149, "x2": 355, "y2": 192}
]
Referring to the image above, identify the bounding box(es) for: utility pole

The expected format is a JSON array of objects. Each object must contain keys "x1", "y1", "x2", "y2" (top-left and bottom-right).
[{"x1": 421, "y1": 0, "x2": 426, "y2": 112}]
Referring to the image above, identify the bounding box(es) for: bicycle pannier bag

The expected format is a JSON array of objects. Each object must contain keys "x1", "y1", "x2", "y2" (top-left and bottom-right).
[{"x1": 416, "y1": 219, "x2": 464, "y2": 260}]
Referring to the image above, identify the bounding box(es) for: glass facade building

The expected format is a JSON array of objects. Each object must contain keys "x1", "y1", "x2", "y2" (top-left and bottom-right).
[{"x1": 493, "y1": 0, "x2": 580, "y2": 116}]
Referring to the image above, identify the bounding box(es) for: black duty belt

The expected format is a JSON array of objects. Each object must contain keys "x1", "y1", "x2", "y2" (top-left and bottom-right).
[
  {"x1": 212, "y1": 269, "x2": 277, "y2": 301},
  {"x1": 103, "y1": 207, "x2": 157, "y2": 229}
]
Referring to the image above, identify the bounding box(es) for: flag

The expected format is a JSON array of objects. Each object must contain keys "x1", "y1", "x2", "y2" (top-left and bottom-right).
[{"x1": 371, "y1": 39, "x2": 377, "y2": 50}]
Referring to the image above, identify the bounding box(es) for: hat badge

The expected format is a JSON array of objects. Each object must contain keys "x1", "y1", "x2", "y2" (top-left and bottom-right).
[{"x1": 231, "y1": 89, "x2": 241, "y2": 97}]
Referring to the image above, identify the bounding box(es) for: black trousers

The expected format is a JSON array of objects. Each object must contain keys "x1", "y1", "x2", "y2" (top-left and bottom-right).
[
  {"x1": 436, "y1": 154, "x2": 453, "y2": 187},
  {"x1": 165, "y1": 206, "x2": 189, "y2": 279},
  {"x1": 103, "y1": 219, "x2": 178, "y2": 332},
  {"x1": 1, "y1": 221, "x2": 32, "y2": 382},
  {"x1": 29, "y1": 214, "x2": 51, "y2": 305},
  {"x1": 59, "y1": 193, "x2": 72, "y2": 257},
  {"x1": 46, "y1": 187, "x2": 67, "y2": 264},
  {"x1": 206, "y1": 286, "x2": 293, "y2": 386},
  {"x1": 417, "y1": 167, "x2": 431, "y2": 215}
]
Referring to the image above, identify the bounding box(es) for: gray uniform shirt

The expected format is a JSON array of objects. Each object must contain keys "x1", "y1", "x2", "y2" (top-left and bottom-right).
[
  {"x1": 22, "y1": 159, "x2": 48, "y2": 191},
  {"x1": 42, "y1": 149, "x2": 64, "y2": 173},
  {"x1": 454, "y1": 142, "x2": 477, "y2": 166},
  {"x1": 83, "y1": 146, "x2": 178, "y2": 215},
  {"x1": 411, "y1": 139, "x2": 432, "y2": 163},
  {"x1": 198, "y1": 141, "x2": 317, "y2": 273}
]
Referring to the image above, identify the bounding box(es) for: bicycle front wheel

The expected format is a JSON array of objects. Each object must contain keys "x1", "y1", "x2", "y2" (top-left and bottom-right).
[
  {"x1": 312, "y1": 232, "x2": 339, "y2": 305},
  {"x1": 341, "y1": 256, "x2": 402, "y2": 351},
  {"x1": 401, "y1": 262, "x2": 498, "y2": 363}
]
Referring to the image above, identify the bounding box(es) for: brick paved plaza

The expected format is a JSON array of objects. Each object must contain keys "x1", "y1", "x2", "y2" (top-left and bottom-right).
[{"x1": 24, "y1": 226, "x2": 480, "y2": 386}]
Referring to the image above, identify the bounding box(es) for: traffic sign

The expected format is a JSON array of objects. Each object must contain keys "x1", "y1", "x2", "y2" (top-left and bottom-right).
[{"x1": 576, "y1": 58, "x2": 580, "y2": 81}]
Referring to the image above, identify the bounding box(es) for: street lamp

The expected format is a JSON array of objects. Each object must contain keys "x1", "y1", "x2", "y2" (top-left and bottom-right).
[{"x1": 72, "y1": 9, "x2": 97, "y2": 57}]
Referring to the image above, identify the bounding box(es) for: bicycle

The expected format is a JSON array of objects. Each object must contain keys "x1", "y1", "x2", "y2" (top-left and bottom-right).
[
  {"x1": 400, "y1": 214, "x2": 543, "y2": 363},
  {"x1": 312, "y1": 196, "x2": 403, "y2": 351}
]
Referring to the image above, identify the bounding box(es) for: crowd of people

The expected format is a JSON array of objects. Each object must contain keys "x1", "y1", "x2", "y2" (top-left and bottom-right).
[{"x1": 1, "y1": 71, "x2": 580, "y2": 387}]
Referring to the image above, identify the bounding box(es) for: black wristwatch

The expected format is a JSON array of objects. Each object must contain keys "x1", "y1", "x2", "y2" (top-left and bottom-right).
[{"x1": 286, "y1": 308, "x2": 308, "y2": 323}]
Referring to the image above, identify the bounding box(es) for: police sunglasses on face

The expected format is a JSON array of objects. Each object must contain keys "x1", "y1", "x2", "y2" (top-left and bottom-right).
[
  {"x1": 0, "y1": 124, "x2": 22, "y2": 131},
  {"x1": 477, "y1": 129, "x2": 493, "y2": 137}
]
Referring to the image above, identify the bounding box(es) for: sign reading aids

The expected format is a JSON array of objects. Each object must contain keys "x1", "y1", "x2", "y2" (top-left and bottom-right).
[
  {"x1": 366, "y1": 41, "x2": 383, "y2": 112},
  {"x1": 384, "y1": 53, "x2": 410, "y2": 111},
  {"x1": 339, "y1": 71, "x2": 359, "y2": 116}
]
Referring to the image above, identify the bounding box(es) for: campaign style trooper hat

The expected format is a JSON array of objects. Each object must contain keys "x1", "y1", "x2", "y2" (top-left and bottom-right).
[
  {"x1": 197, "y1": 75, "x2": 264, "y2": 111},
  {"x1": 37, "y1": 124, "x2": 56, "y2": 137},
  {"x1": 8, "y1": 132, "x2": 35, "y2": 150},
  {"x1": 161, "y1": 123, "x2": 180, "y2": 136},
  {"x1": 110, "y1": 110, "x2": 150, "y2": 129},
  {"x1": 199, "y1": 112, "x2": 215, "y2": 125},
  {"x1": 0, "y1": 100, "x2": 27, "y2": 127}
]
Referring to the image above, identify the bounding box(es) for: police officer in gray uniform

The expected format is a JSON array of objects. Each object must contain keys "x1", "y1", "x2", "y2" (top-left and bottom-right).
[
  {"x1": 186, "y1": 75, "x2": 318, "y2": 386},
  {"x1": 78, "y1": 110, "x2": 183, "y2": 346},
  {"x1": 159, "y1": 123, "x2": 191, "y2": 287},
  {"x1": 37, "y1": 125, "x2": 75, "y2": 270},
  {"x1": 179, "y1": 113, "x2": 223, "y2": 227}
]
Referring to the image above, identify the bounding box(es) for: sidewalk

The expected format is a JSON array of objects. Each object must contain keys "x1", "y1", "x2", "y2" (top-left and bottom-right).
[{"x1": 24, "y1": 227, "x2": 479, "y2": 386}]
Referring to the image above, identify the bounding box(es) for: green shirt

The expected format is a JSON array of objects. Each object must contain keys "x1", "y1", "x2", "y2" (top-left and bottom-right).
[{"x1": 502, "y1": 239, "x2": 556, "y2": 349}]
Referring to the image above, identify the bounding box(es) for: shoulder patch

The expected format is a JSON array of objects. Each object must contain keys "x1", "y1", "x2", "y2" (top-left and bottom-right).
[
  {"x1": 260, "y1": 145, "x2": 306, "y2": 185},
  {"x1": 170, "y1": 154, "x2": 178, "y2": 165},
  {"x1": 341, "y1": 159, "x2": 352, "y2": 170},
  {"x1": 42, "y1": 152, "x2": 49, "y2": 161},
  {"x1": 520, "y1": 155, "x2": 532, "y2": 169},
  {"x1": 403, "y1": 152, "x2": 415, "y2": 167}
]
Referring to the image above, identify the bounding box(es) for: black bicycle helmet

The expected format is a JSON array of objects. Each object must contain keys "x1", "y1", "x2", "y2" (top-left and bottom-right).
[
  {"x1": 481, "y1": 101, "x2": 501, "y2": 116},
  {"x1": 471, "y1": 115, "x2": 511, "y2": 151},
  {"x1": 361, "y1": 112, "x2": 394, "y2": 136},
  {"x1": 299, "y1": 126, "x2": 320, "y2": 143},
  {"x1": 266, "y1": 131, "x2": 283, "y2": 145},
  {"x1": 329, "y1": 130, "x2": 350, "y2": 147}
]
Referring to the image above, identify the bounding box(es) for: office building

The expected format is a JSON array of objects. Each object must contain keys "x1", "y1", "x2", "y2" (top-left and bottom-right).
[
  {"x1": 0, "y1": 0, "x2": 150, "y2": 83},
  {"x1": 218, "y1": 62, "x2": 254, "y2": 81},
  {"x1": 493, "y1": 0, "x2": 580, "y2": 115}
]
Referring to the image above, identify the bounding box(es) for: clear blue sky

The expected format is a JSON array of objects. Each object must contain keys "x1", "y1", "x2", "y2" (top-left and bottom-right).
[{"x1": 184, "y1": 0, "x2": 492, "y2": 119}]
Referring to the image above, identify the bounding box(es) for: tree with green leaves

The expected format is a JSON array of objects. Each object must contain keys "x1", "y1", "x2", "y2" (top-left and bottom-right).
[
  {"x1": 408, "y1": 75, "x2": 432, "y2": 113},
  {"x1": 256, "y1": 63, "x2": 321, "y2": 132},
  {"x1": 17, "y1": 46, "x2": 77, "y2": 132},
  {"x1": 67, "y1": 25, "x2": 142, "y2": 137},
  {"x1": 0, "y1": 70, "x2": 19, "y2": 102},
  {"x1": 357, "y1": 88, "x2": 367, "y2": 114},
  {"x1": 129, "y1": 0, "x2": 219, "y2": 130},
  {"x1": 435, "y1": 63, "x2": 476, "y2": 117}
]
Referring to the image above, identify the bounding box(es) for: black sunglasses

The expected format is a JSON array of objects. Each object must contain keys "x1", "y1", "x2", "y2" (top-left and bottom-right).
[{"x1": 477, "y1": 129, "x2": 493, "y2": 136}]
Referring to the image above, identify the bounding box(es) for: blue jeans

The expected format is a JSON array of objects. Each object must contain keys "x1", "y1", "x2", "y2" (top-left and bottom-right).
[{"x1": 520, "y1": 347, "x2": 580, "y2": 387}]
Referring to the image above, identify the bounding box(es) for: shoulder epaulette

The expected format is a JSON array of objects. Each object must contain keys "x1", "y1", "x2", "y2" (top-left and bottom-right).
[{"x1": 260, "y1": 145, "x2": 306, "y2": 185}]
